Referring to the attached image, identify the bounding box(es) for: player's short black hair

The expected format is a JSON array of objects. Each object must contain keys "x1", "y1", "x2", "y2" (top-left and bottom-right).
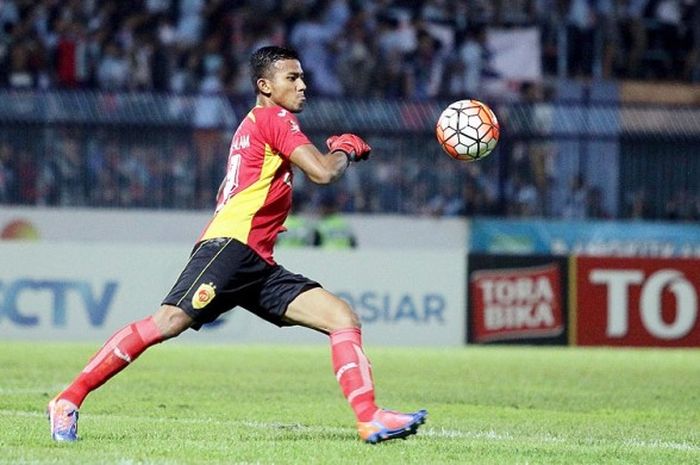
[{"x1": 250, "y1": 46, "x2": 300, "y2": 94}]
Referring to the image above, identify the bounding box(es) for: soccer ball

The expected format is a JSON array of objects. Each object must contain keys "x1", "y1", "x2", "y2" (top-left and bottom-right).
[{"x1": 436, "y1": 99, "x2": 500, "y2": 161}]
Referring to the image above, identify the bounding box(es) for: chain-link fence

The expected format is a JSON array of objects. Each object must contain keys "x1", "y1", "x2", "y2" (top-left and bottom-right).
[{"x1": 1, "y1": 90, "x2": 699, "y2": 221}]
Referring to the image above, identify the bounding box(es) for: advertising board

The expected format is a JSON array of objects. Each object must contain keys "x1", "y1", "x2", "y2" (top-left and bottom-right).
[
  {"x1": 467, "y1": 254, "x2": 569, "y2": 345},
  {"x1": 0, "y1": 243, "x2": 466, "y2": 346},
  {"x1": 471, "y1": 218, "x2": 700, "y2": 257},
  {"x1": 575, "y1": 256, "x2": 700, "y2": 347}
]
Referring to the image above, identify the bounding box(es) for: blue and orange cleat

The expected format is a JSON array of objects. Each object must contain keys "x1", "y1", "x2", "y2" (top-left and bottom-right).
[
  {"x1": 357, "y1": 408, "x2": 427, "y2": 444},
  {"x1": 47, "y1": 398, "x2": 79, "y2": 442}
]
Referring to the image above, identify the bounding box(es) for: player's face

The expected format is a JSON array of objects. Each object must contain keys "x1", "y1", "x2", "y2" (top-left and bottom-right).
[{"x1": 267, "y1": 59, "x2": 307, "y2": 113}]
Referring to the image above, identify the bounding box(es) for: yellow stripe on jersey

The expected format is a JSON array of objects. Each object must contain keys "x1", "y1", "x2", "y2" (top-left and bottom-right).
[{"x1": 200, "y1": 144, "x2": 283, "y2": 243}]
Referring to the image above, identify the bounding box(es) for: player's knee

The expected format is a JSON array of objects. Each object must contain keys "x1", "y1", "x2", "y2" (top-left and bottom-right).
[
  {"x1": 330, "y1": 299, "x2": 361, "y2": 331},
  {"x1": 347, "y1": 309, "x2": 362, "y2": 329},
  {"x1": 153, "y1": 305, "x2": 193, "y2": 339}
]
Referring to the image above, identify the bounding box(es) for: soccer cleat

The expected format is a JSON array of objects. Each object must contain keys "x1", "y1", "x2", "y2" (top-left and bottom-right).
[
  {"x1": 47, "y1": 398, "x2": 79, "y2": 442},
  {"x1": 357, "y1": 408, "x2": 427, "y2": 444}
]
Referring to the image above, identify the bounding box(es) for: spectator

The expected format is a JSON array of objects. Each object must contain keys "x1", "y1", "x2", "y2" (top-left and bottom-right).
[
  {"x1": 170, "y1": 141, "x2": 196, "y2": 209},
  {"x1": 375, "y1": 8, "x2": 416, "y2": 60},
  {"x1": 587, "y1": 186, "x2": 611, "y2": 219},
  {"x1": 55, "y1": 20, "x2": 89, "y2": 88},
  {"x1": 452, "y1": 26, "x2": 489, "y2": 97},
  {"x1": 96, "y1": 42, "x2": 129, "y2": 90},
  {"x1": 170, "y1": 51, "x2": 200, "y2": 93},
  {"x1": 404, "y1": 29, "x2": 447, "y2": 99},
  {"x1": 56, "y1": 137, "x2": 87, "y2": 206},
  {"x1": 36, "y1": 153, "x2": 58, "y2": 206},
  {"x1": 426, "y1": 182, "x2": 463, "y2": 217},
  {"x1": 130, "y1": 33, "x2": 155, "y2": 90},
  {"x1": 89, "y1": 140, "x2": 121, "y2": 206},
  {"x1": 596, "y1": 0, "x2": 623, "y2": 79},
  {"x1": 289, "y1": 1, "x2": 343, "y2": 96},
  {"x1": 372, "y1": 155, "x2": 403, "y2": 212},
  {"x1": 151, "y1": 28, "x2": 175, "y2": 91},
  {"x1": 175, "y1": 0, "x2": 206, "y2": 47},
  {"x1": 562, "y1": 174, "x2": 589, "y2": 219},
  {"x1": 14, "y1": 148, "x2": 37, "y2": 204},
  {"x1": 336, "y1": 12, "x2": 376, "y2": 96},
  {"x1": 372, "y1": 47, "x2": 406, "y2": 97},
  {"x1": 683, "y1": 0, "x2": 700, "y2": 81},
  {"x1": 36, "y1": 136, "x2": 85, "y2": 206},
  {"x1": 566, "y1": 0, "x2": 596, "y2": 78},
  {"x1": 0, "y1": 142, "x2": 15, "y2": 202},
  {"x1": 653, "y1": 0, "x2": 684, "y2": 78},
  {"x1": 0, "y1": 0, "x2": 19, "y2": 32},
  {"x1": 118, "y1": 145, "x2": 150, "y2": 207},
  {"x1": 7, "y1": 39, "x2": 34, "y2": 88},
  {"x1": 665, "y1": 188, "x2": 698, "y2": 221},
  {"x1": 626, "y1": 188, "x2": 654, "y2": 220},
  {"x1": 146, "y1": 0, "x2": 173, "y2": 15},
  {"x1": 459, "y1": 181, "x2": 494, "y2": 217},
  {"x1": 506, "y1": 173, "x2": 541, "y2": 217},
  {"x1": 619, "y1": 0, "x2": 650, "y2": 78}
]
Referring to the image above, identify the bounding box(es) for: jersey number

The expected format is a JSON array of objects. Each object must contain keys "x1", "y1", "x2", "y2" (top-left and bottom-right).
[{"x1": 217, "y1": 153, "x2": 241, "y2": 211}]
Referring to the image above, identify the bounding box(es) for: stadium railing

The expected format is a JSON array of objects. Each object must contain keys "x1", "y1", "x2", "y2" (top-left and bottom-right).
[{"x1": 0, "y1": 89, "x2": 699, "y2": 220}]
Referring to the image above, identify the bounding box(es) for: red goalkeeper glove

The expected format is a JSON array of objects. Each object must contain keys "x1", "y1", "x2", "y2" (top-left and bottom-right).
[{"x1": 326, "y1": 134, "x2": 372, "y2": 162}]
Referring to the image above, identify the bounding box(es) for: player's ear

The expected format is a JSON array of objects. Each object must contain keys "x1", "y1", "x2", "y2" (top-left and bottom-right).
[{"x1": 256, "y1": 78, "x2": 272, "y2": 96}]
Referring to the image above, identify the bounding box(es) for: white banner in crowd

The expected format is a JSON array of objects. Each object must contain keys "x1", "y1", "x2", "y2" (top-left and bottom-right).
[
  {"x1": 0, "y1": 242, "x2": 466, "y2": 346},
  {"x1": 487, "y1": 27, "x2": 542, "y2": 81}
]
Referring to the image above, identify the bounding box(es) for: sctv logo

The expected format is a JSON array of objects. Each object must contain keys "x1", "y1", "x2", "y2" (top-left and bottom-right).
[{"x1": 0, "y1": 278, "x2": 118, "y2": 326}]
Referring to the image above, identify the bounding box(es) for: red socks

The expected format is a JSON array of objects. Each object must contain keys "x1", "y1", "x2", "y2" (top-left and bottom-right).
[
  {"x1": 330, "y1": 328, "x2": 378, "y2": 422},
  {"x1": 59, "y1": 320, "x2": 376, "y2": 422},
  {"x1": 59, "y1": 316, "x2": 163, "y2": 407}
]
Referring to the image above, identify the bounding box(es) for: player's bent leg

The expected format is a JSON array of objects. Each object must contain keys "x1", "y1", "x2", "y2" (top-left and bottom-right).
[
  {"x1": 284, "y1": 288, "x2": 427, "y2": 443},
  {"x1": 151, "y1": 304, "x2": 195, "y2": 339},
  {"x1": 48, "y1": 305, "x2": 193, "y2": 441},
  {"x1": 283, "y1": 287, "x2": 359, "y2": 333}
]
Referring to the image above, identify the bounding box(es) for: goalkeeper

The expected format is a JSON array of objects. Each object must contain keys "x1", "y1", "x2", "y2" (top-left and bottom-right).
[{"x1": 48, "y1": 45, "x2": 426, "y2": 445}]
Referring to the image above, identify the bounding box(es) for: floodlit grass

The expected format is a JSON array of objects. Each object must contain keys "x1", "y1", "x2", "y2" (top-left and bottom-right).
[{"x1": 0, "y1": 341, "x2": 698, "y2": 465}]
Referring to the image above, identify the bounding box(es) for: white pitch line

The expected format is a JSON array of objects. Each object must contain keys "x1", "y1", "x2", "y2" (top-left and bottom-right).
[
  {"x1": 3, "y1": 409, "x2": 698, "y2": 453},
  {"x1": 623, "y1": 438, "x2": 700, "y2": 452},
  {"x1": 0, "y1": 459, "x2": 208, "y2": 465},
  {"x1": 422, "y1": 428, "x2": 700, "y2": 452}
]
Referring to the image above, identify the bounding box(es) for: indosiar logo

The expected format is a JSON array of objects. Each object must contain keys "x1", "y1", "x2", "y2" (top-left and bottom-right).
[
  {"x1": 0, "y1": 278, "x2": 118, "y2": 327},
  {"x1": 336, "y1": 291, "x2": 446, "y2": 324}
]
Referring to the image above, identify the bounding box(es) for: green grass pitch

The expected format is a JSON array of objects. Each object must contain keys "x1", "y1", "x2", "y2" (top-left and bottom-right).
[{"x1": 0, "y1": 341, "x2": 698, "y2": 465}]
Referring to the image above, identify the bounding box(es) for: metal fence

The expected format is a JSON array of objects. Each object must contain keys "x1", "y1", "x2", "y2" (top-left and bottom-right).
[{"x1": 1, "y1": 90, "x2": 699, "y2": 221}]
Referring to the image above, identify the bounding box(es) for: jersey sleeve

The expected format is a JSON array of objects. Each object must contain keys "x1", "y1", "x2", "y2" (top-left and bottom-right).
[{"x1": 261, "y1": 108, "x2": 312, "y2": 160}]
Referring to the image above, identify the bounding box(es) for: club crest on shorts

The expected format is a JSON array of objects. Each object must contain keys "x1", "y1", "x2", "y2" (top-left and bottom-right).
[{"x1": 192, "y1": 282, "x2": 216, "y2": 310}]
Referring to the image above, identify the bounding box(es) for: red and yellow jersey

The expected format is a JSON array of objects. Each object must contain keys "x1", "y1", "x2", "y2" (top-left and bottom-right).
[{"x1": 198, "y1": 105, "x2": 311, "y2": 264}]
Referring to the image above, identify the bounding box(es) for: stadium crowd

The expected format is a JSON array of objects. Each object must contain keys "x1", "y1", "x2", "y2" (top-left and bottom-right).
[
  {"x1": 1, "y1": 0, "x2": 699, "y2": 95},
  {"x1": 1, "y1": 0, "x2": 699, "y2": 222},
  {"x1": 2, "y1": 126, "x2": 699, "y2": 222}
]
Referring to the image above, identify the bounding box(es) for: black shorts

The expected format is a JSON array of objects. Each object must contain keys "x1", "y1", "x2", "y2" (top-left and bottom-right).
[{"x1": 162, "y1": 238, "x2": 321, "y2": 329}]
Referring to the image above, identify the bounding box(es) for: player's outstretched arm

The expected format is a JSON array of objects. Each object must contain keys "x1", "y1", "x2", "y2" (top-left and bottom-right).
[
  {"x1": 290, "y1": 134, "x2": 371, "y2": 185},
  {"x1": 290, "y1": 143, "x2": 349, "y2": 184}
]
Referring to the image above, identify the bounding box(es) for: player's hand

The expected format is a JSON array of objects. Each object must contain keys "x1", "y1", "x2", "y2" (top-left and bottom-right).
[{"x1": 326, "y1": 134, "x2": 372, "y2": 162}]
